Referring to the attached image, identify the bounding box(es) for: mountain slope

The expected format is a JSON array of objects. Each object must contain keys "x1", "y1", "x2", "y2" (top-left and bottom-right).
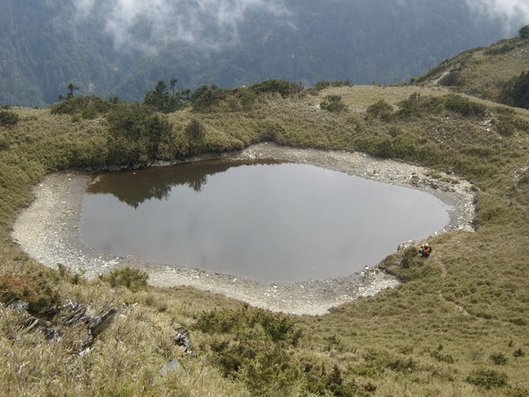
[
  {"x1": 0, "y1": 0, "x2": 514, "y2": 106},
  {"x1": 416, "y1": 34, "x2": 529, "y2": 106},
  {"x1": 2, "y1": 56, "x2": 529, "y2": 394}
]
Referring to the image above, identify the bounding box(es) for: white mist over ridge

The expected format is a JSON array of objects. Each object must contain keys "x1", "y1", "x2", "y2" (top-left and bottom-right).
[
  {"x1": 464, "y1": 0, "x2": 529, "y2": 32},
  {"x1": 75, "y1": 0, "x2": 290, "y2": 53}
]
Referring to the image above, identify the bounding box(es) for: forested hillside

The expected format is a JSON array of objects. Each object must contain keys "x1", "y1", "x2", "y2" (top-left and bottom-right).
[{"x1": 0, "y1": 0, "x2": 513, "y2": 106}]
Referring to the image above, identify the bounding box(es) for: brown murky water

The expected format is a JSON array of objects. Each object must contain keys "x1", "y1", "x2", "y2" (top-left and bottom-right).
[{"x1": 80, "y1": 160, "x2": 450, "y2": 282}]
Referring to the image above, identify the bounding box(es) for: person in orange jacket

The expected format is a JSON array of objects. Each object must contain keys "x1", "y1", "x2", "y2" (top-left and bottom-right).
[{"x1": 418, "y1": 243, "x2": 432, "y2": 258}]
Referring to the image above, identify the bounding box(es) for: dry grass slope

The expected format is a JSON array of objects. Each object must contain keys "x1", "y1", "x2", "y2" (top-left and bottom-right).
[
  {"x1": 416, "y1": 36, "x2": 529, "y2": 106},
  {"x1": 1, "y1": 80, "x2": 529, "y2": 396}
]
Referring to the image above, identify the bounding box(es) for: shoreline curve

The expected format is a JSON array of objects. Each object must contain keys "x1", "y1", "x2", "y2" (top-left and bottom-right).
[{"x1": 11, "y1": 143, "x2": 475, "y2": 315}]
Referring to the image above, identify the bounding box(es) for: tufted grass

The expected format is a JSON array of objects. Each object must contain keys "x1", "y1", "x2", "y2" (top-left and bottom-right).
[{"x1": 0, "y1": 84, "x2": 529, "y2": 395}]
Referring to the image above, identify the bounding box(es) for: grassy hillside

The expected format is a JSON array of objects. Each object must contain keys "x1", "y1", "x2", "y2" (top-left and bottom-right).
[
  {"x1": 416, "y1": 32, "x2": 529, "y2": 108},
  {"x1": 1, "y1": 81, "x2": 529, "y2": 396}
]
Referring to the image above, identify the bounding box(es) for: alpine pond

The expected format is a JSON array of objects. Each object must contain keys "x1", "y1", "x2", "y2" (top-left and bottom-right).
[{"x1": 80, "y1": 160, "x2": 451, "y2": 282}]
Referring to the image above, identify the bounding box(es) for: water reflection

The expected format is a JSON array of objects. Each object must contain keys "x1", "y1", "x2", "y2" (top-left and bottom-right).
[
  {"x1": 87, "y1": 160, "x2": 281, "y2": 208},
  {"x1": 81, "y1": 161, "x2": 450, "y2": 282}
]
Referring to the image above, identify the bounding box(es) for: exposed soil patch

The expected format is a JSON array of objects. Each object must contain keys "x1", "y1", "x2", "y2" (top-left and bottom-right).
[{"x1": 12, "y1": 143, "x2": 475, "y2": 315}]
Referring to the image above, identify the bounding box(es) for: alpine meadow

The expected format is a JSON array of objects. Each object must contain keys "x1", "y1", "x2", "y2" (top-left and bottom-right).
[{"x1": 2, "y1": 1, "x2": 529, "y2": 397}]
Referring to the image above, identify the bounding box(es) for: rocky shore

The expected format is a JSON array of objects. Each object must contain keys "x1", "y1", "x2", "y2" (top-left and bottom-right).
[{"x1": 12, "y1": 143, "x2": 475, "y2": 315}]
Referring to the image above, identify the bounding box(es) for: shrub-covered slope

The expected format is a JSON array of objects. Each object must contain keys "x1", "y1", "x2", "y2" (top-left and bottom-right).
[
  {"x1": 416, "y1": 30, "x2": 529, "y2": 109},
  {"x1": 1, "y1": 83, "x2": 529, "y2": 395}
]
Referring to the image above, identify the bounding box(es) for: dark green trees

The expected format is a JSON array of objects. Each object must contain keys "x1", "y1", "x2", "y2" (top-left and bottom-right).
[
  {"x1": 67, "y1": 83, "x2": 80, "y2": 98},
  {"x1": 0, "y1": 108, "x2": 19, "y2": 126},
  {"x1": 144, "y1": 79, "x2": 189, "y2": 113},
  {"x1": 320, "y1": 95, "x2": 346, "y2": 113},
  {"x1": 519, "y1": 25, "x2": 529, "y2": 39},
  {"x1": 502, "y1": 71, "x2": 529, "y2": 109}
]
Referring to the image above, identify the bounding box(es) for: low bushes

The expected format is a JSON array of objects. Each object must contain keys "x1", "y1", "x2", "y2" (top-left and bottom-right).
[
  {"x1": 99, "y1": 267, "x2": 149, "y2": 292},
  {"x1": 443, "y1": 94, "x2": 487, "y2": 117},
  {"x1": 50, "y1": 96, "x2": 112, "y2": 119},
  {"x1": 0, "y1": 109, "x2": 20, "y2": 127},
  {"x1": 144, "y1": 80, "x2": 190, "y2": 113},
  {"x1": 106, "y1": 103, "x2": 172, "y2": 164},
  {"x1": 396, "y1": 93, "x2": 486, "y2": 119},
  {"x1": 466, "y1": 369, "x2": 508, "y2": 389},
  {"x1": 195, "y1": 305, "x2": 301, "y2": 344},
  {"x1": 366, "y1": 99, "x2": 393, "y2": 120},
  {"x1": 0, "y1": 271, "x2": 60, "y2": 315},
  {"x1": 501, "y1": 71, "x2": 529, "y2": 109},
  {"x1": 191, "y1": 85, "x2": 228, "y2": 112},
  {"x1": 320, "y1": 95, "x2": 347, "y2": 113},
  {"x1": 313, "y1": 80, "x2": 353, "y2": 91},
  {"x1": 248, "y1": 79, "x2": 303, "y2": 97},
  {"x1": 194, "y1": 306, "x2": 306, "y2": 395}
]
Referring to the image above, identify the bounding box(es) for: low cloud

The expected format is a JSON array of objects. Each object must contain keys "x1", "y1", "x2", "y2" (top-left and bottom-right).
[
  {"x1": 75, "y1": 0, "x2": 290, "y2": 53},
  {"x1": 464, "y1": 0, "x2": 529, "y2": 32}
]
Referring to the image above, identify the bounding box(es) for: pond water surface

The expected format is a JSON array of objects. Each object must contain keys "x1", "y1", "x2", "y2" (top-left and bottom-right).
[{"x1": 80, "y1": 160, "x2": 450, "y2": 282}]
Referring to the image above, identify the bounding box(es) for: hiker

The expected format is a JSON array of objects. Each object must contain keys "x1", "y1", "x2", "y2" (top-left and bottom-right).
[{"x1": 418, "y1": 243, "x2": 432, "y2": 258}]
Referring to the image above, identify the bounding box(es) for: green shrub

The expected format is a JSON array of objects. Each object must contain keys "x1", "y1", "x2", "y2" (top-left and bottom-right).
[
  {"x1": 495, "y1": 115, "x2": 517, "y2": 136},
  {"x1": 106, "y1": 103, "x2": 155, "y2": 136},
  {"x1": 252, "y1": 309, "x2": 301, "y2": 344},
  {"x1": 367, "y1": 99, "x2": 393, "y2": 120},
  {"x1": 396, "y1": 93, "x2": 442, "y2": 118},
  {"x1": 144, "y1": 80, "x2": 188, "y2": 113},
  {"x1": 502, "y1": 71, "x2": 529, "y2": 109},
  {"x1": 509, "y1": 318, "x2": 527, "y2": 326},
  {"x1": 519, "y1": 25, "x2": 529, "y2": 39},
  {"x1": 379, "y1": 245, "x2": 436, "y2": 282},
  {"x1": 195, "y1": 306, "x2": 301, "y2": 345},
  {"x1": 210, "y1": 338, "x2": 301, "y2": 396},
  {"x1": 249, "y1": 79, "x2": 303, "y2": 97},
  {"x1": 0, "y1": 109, "x2": 20, "y2": 126},
  {"x1": 313, "y1": 80, "x2": 353, "y2": 91},
  {"x1": 462, "y1": 145, "x2": 496, "y2": 157},
  {"x1": 256, "y1": 120, "x2": 284, "y2": 142},
  {"x1": 513, "y1": 348, "x2": 525, "y2": 358},
  {"x1": 100, "y1": 267, "x2": 149, "y2": 292},
  {"x1": 106, "y1": 103, "x2": 172, "y2": 164},
  {"x1": 443, "y1": 94, "x2": 487, "y2": 117},
  {"x1": 489, "y1": 352, "x2": 508, "y2": 365},
  {"x1": 0, "y1": 272, "x2": 60, "y2": 315},
  {"x1": 400, "y1": 246, "x2": 421, "y2": 268},
  {"x1": 387, "y1": 357, "x2": 418, "y2": 372},
  {"x1": 221, "y1": 87, "x2": 258, "y2": 111},
  {"x1": 191, "y1": 85, "x2": 227, "y2": 111},
  {"x1": 439, "y1": 69, "x2": 464, "y2": 87},
  {"x1": 466, "y1": 369, "x2": 508, "y2": 389},
  {"x1": 185, "y1": 119, "x2": 206, "y2": 140},
  {"x1": 50, "y1": 96, "x2": 111, "y2": 118},
  {"x1": 484, "y1": 44, "x2": 517, "y2": 56},
  {"x1": 431, "y1": 345, "x2": 456, "y2": 364},
  {"x1": 197, "y1": 306, "x2": 303, "y2": 396},
  {"x1": 321, "y1": 95, "x2": 347, "y2": 113}
]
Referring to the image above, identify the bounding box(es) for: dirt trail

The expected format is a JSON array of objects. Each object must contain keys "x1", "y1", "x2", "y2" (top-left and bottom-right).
[{"x1": 435, "y1": 254, "x2": 470, "y2": 316}]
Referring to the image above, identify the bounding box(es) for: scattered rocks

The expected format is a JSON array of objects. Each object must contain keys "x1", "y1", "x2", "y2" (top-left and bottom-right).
[
  {"x1": 160, "y1": 358, "x2": 185, "y2": 377},
  {"x1": 5, "y1": 298, "x2": 117, "y2": 353},
  {"x1": 174, "y1": 327, "x2": 196, "y2": 357},
  {"x1": 88, "y1": 308, "x2": 118, "y2": 338}
]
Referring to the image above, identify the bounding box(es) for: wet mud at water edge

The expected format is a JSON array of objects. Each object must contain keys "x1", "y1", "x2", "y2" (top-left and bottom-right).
[{"x1": 12, "y1": 143, "x2": 475, "y2": 315}]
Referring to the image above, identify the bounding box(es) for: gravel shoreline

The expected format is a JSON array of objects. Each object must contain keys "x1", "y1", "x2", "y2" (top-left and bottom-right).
[{"x1": 12, "y1": 143, "x2": 475, "y2": 315}]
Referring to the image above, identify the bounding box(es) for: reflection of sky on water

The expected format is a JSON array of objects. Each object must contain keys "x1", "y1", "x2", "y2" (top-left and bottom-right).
[{"x1": 81, "y1": 161, "x2": 451, "y2": 282}]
